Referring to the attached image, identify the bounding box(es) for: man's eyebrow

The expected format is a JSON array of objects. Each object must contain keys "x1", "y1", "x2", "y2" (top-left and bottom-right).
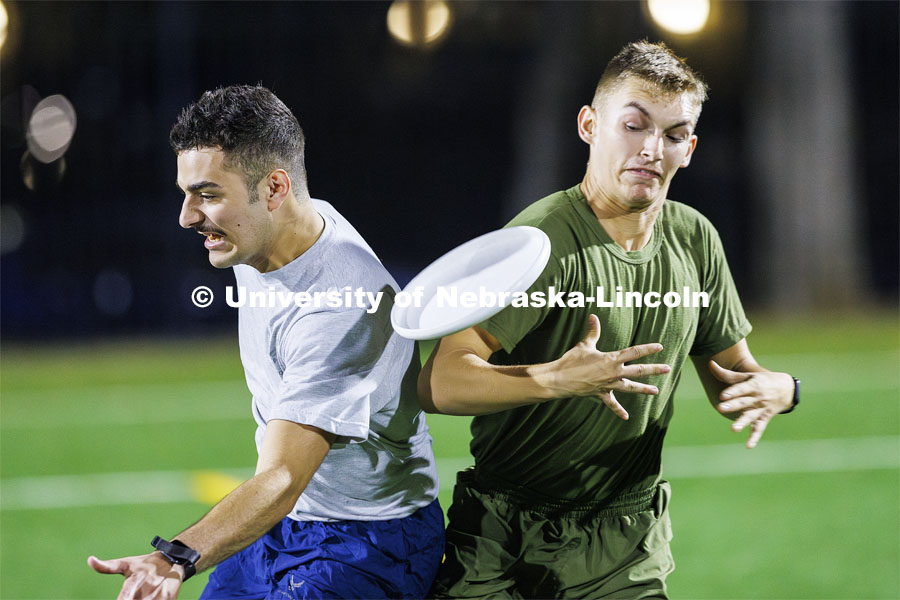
[
  {"x1": 666, "y1": 119, "x2": 692, "y2": 131},
  {"x1": 624, "y1": 101, "x2": 692, "y2": 131},
  {"x1": 625, "y1": 101, "x2": 650, "y2": 118},
  {"x1": 176, "y1": 181, "x2": 224, "y2": 193}
]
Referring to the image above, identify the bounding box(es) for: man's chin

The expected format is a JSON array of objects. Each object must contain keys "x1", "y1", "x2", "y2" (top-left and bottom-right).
[
  {"x1": 207, "y1": 251, "x2": 238, "y2": 269},
  {"x1": 622, "y1": 194, "x2": 660, "y2": 211}
]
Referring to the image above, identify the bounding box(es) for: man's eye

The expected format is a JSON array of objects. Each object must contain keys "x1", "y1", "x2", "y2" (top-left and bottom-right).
[
  {"x1": 625, "y1": 124, "x2": 642, "y2": 132},
  {"x1": 199, "y1": 193, "x2": 215, "y2": 200},
  {"x1": 667, "y1": 135, "x2": 685, "y2": 143}
]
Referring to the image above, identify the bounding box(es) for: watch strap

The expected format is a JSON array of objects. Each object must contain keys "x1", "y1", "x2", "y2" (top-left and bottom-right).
[
  {"x1": 779, "y1": 377, "x2": 800, "y2": 414},
  {"x1": 151, "y1": 536, "x2": 200, "y2": 581}
]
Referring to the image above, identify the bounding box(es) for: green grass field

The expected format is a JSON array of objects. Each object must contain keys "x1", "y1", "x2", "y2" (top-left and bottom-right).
[{"x1": 2, "y1": 310, "x2": 898, "y2": 599}]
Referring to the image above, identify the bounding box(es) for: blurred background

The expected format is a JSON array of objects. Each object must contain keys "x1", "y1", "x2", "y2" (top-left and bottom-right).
[
  {"x1": 1, "y1": 1, "x2": 897, "y2": 599},
  {"x1": 0, "y1": 0, "x2": 897, "y2": 336}
]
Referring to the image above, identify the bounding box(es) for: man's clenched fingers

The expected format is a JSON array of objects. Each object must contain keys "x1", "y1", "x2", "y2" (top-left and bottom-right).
[
  {"x1": 720, "y1": 379, "x2": 758, "y2": 402},
  {"x1": 119, "y1": 571, "x2": 148, "y2": 600},
  {"x1": 731, "y1": 408, "x2": 763, "y2": 433}
]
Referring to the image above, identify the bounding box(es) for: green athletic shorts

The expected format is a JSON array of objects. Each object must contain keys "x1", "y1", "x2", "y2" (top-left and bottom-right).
[{"x1": 431, "y1": 469, "x2": 674, "y2": 599}]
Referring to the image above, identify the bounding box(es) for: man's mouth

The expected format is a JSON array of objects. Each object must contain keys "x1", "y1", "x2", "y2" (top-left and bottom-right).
[
  {"x1": 626, "y1": 167, "x2": 662, "y2": 179},
  {"x1": 198, "y1": 230, "x2": 228, "y2": 250}
]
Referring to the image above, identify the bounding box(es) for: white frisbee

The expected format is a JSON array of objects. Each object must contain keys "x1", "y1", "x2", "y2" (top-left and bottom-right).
[{"x1": 391, "y1": 226, "x2": 551, "y2": 340}]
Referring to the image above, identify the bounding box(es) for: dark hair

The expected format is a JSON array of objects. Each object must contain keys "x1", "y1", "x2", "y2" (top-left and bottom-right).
[
  {"x1": 169, "y1": 85, "x2": 307, "y2": 200},
  {"x1": 593, "y1": 40, "x2": 708, "y2": 122}
]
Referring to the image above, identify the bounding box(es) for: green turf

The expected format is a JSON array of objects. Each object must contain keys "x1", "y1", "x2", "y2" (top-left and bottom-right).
[{"x1": 1, "y1": 310, "x2": 898, "y2": 599}]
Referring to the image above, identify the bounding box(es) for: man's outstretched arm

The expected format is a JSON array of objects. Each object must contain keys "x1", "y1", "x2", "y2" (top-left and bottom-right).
[
  {"x1": 88, "y1": 419, "x2": 334, "y2": 600},
  {"x1": 418, "y1": 313, "x2": 671, "y2": 419},
  {"x1": 691, "y1": 338, "x2": 795, "y2": 449}
]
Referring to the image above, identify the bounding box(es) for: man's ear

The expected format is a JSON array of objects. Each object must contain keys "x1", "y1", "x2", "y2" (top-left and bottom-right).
[
  {"x1": 577, "y1": 105, "x2": 596, "y2": 145},
  {"x1": 264, "y1": 169, "x2": 292, "y2": 211},
  {"x1": 680, "y1": 135, "x2": 698, "y2": 168}
]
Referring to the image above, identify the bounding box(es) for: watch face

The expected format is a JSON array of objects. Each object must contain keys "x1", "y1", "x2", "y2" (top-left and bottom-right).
[{"x1": 151, "y1": 537, "x2": 199, "y2": 564}]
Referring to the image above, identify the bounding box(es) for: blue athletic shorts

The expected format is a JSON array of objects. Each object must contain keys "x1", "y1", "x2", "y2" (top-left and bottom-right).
[{"x1": 199, "y1": 499, "x2": 444, "y2": 600}]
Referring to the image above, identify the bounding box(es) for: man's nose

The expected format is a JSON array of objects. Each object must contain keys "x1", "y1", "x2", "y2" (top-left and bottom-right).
[
  {"x1": 179, "y1": 197, "x2": 203, "y2": 229},
  {"x1": 641, "y1": 132, "x2": 664, "y2": 161}
]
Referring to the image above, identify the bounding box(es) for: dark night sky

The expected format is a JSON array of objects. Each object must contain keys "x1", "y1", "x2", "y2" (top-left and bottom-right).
[{"x1": 1, "y1": 1, "x2": 897, "y2": 339}]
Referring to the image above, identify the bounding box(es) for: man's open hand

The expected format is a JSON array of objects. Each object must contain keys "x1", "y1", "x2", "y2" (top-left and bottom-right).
[
  {"x1": 552, "y1": 314, "x2": 671, "y2": 420},
  {"x1": 88, "y1": 552, "x2": 184, "y2": 600},
  {"x1": 708, "y1": 360, "x2": 794, "y2": 449}
]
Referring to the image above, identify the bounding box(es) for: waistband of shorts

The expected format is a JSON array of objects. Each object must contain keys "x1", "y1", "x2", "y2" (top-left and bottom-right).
[{"x1": 463, "y1": 468, "x2": 657, "y2": 518}]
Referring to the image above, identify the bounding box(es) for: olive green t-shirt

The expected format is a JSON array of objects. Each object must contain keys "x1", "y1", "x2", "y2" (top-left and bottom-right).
[{"x1": 473, "y1": 185, "x2": 752, "y2": 504}]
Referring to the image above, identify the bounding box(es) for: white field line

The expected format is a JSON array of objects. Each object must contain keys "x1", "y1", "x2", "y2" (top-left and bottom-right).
[
  {"x1": 662, "y1": 435, "x2": 899, "y2": 478},
  {"x1": 0, "y1": 468, "x2": 252, "y2": 510},
  {"x1": 1, "y1": 436, "x2": 896, "y2": 511}
]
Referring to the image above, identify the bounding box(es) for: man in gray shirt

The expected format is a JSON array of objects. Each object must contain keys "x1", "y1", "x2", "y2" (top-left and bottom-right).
[{"x1": 88, "y1": 85, "x2": 443, "y2": 600}]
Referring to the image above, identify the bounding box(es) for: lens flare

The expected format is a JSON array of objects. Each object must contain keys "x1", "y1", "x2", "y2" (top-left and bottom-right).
[
  {"x1": 646, "y1": 0, "x2": 710, "y2": 35},
  {"x1": 387, "y1": 0, "x2": 452, "y2": 48}
]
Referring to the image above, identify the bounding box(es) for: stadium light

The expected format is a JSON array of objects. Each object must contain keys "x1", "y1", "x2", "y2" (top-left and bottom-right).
[
  {"x1": 387, "y1": 0, "x2": 453, "y2": 48},
  {"x1": 646, "y1": 0, "x2": 710, "y2": 35},
  {"x1": 26, "y1": 94, "x2": 77, "y2": 164},
  {"x1": 0, "y1": 1, "x2": 8, "y2": 50}
]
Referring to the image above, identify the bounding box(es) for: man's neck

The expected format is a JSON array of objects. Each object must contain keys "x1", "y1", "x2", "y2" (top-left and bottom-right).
[
  {"x1": 259, "y1": 197, "x2": 325, "y2": 273},
  {"x1": 579, "y1": 180, "x2": 665, "y2": 252}
]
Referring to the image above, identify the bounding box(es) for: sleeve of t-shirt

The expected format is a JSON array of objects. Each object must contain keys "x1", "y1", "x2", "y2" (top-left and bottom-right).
[
  {"x1": 479, "y1": 250, "x2": 564, "y2": 354},
  {"x1": 690, "y1": 224, "x2": 753, "y2": 356},
  {"x1": 268, "y1": 307, "x2": 393, "y2": 442}
]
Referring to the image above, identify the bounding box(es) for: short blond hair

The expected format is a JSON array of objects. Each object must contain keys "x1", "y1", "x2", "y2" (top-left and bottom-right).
[{"x1": 593, "y1": 40, "x2": 708, "y2": 123}]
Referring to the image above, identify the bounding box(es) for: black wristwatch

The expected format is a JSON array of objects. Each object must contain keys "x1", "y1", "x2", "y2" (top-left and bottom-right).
[
  {"x1": 151, "y1": 536, "x2": 200, "y2": 581},
  {"x1": 779, "y1": 377, "x2": 800, "y2": 414}
]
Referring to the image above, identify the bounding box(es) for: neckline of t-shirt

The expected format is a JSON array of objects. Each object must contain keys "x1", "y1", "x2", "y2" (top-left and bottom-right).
[
  {"x1": 565, "y1": 185, "x2": 662, "y2": 265},
  {"x1": 256, "y1": 204, "x2": 335, "y2": 284}
]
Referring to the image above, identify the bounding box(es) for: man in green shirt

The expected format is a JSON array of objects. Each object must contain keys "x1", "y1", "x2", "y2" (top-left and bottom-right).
[{"x1": 419, "y1": 40, "x2": 799, "y2": 599}]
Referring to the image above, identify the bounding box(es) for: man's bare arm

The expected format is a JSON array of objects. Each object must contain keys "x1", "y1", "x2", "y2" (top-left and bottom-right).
[
  {"x1": 692, "y1": 338, "x2": 794, "y2": 448},
  {"x1": 88, "y1": 420, "x2": 335, "y2": 599},
  {"x1": 418, "y1": 314, "x2": 671, "y2": 418},
  {"x1": 176, "y1": 420, "x2": 334, "y2": 569}
]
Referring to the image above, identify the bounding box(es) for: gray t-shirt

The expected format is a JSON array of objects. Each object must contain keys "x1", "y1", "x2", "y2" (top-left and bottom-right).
[{"x1": 233, "y1": 199, "x2": 439, "y2": 521}]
